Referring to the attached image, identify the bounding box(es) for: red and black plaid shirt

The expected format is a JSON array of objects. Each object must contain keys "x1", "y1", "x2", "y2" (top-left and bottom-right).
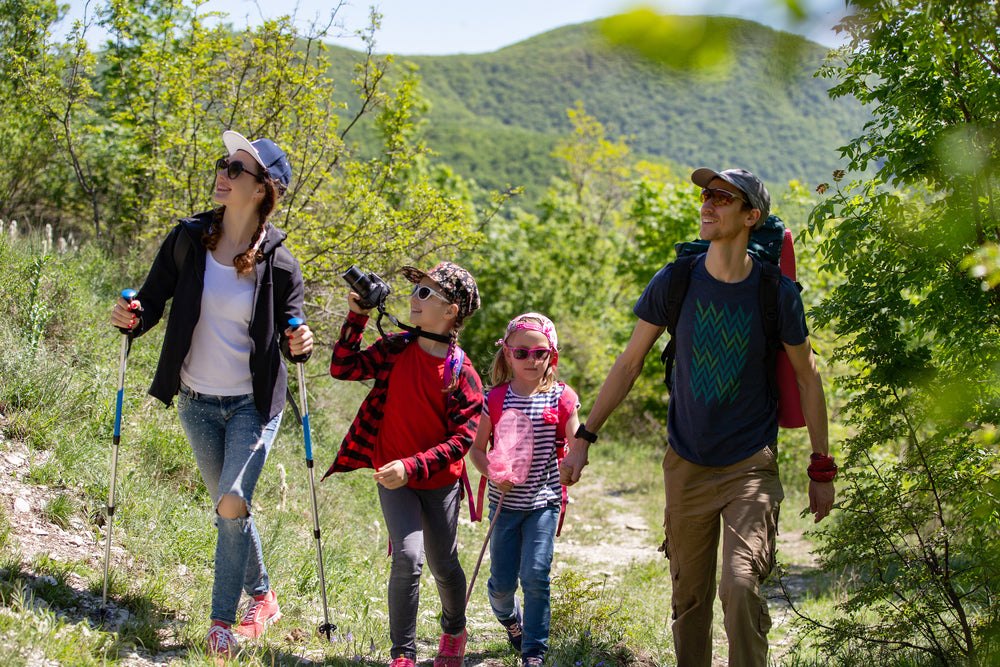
[{"x1": 322, "y1": 311, "x2": 483, "y2": 484}]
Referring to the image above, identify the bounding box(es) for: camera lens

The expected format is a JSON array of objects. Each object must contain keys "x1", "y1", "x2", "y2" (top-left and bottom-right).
[{"x1": 342, "y1": 266, "x2": 371, "y2": 294}]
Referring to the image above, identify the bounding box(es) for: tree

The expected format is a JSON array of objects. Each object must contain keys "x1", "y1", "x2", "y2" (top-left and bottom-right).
[
  {"x1": 795, "y1": 1, "x2": 1000, "y2": 664},
  {"x1": 0, "y1": 0, "x2": 101, "y2": 235},
  {"x1": 0, "y1": 0, "x2": 492, "y2": 342},
  {"x1": 458, "y1": 106, "x2": 639, "y2": 400}
]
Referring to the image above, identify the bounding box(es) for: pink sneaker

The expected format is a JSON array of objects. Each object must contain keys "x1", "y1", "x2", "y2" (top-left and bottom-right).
[
  {"x1": 206, "y1": 621, "x2": 237, "y2": 658},
  {"x1": 433, "y1": 629, "x2": 467, "y2": 667},
  {"x1": 390, "y1": 657, "x2": 416, "y2": 667},
  {"x1": 234, "y1": 589, "x2": 282, "y2": 639}
]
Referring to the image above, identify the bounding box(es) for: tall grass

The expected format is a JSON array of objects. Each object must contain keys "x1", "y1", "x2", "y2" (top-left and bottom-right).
[{"x1": 0, "y1": 234, "x2": 858, "y2": 666}]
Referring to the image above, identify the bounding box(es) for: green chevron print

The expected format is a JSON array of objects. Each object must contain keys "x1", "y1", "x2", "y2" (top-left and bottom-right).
[{"x1": 690, "y1": 299, "x2": 751, "y2": 404}]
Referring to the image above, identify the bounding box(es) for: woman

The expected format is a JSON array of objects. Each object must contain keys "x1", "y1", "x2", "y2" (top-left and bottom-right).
[{"x1": 110, "y1": 130, "x2": 313, "y2": 658}]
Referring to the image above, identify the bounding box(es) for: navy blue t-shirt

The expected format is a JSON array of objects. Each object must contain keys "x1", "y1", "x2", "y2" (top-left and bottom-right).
[{"x1": 634, "y1": 255, "x2": 808, "y2": 466}]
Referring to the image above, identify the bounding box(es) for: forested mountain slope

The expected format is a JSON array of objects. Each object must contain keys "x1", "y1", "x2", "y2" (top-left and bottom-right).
[{"x1": 328, "y1": 16, "x2": 867, "y2": 198}]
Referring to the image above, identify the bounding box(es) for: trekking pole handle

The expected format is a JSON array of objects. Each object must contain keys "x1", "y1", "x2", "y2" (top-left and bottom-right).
[
  {"x1": 114, "y1": 289, "x2": 137, "y2": 432},
  {"x1": 288, "y1": 317, "x2": 313, "y2": 461},
  {"x1": 116, "y1": 289, "x2": 138, "y2": 335}
]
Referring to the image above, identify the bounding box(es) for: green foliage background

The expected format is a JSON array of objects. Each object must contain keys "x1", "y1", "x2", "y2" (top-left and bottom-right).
[{"x1": 1, "y1": 0, "x2": 1000, "y2": 665}]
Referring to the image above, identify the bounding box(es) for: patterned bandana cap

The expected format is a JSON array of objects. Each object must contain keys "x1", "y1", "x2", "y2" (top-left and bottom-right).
[
  {"x1": 498, "y1": 312, "x2": 560, "y2": 367},
  {"x1": 401, "y1": 262, "x2": 481, "y2": 321}
]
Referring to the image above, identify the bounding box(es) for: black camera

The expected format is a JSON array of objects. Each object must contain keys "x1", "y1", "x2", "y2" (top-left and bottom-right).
[{"x1": 342, "y1": 265, "x2": 391, "y2": 311}]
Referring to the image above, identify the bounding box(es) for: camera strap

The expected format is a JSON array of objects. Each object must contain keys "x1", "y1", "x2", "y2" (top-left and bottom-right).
[{"x1": 377, "y1": 310, "x2": 452, "y2": 344}]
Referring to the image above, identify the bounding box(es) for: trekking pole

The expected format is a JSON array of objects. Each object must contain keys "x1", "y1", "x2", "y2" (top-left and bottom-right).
[
  {"x1": 288, "y1": 317, "x2": 336, "y2": 641},
  {"x1": 102, "y1": 288, "x2": 136, "y2": 610},
  {"x1": 465, "y1": 490, "x2": 507, "y2": 607}
]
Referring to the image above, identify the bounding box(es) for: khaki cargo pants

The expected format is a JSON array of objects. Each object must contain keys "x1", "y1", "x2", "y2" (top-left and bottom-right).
[{"x1": 661, "y1": 443, "x2": 783, "y2": 667}]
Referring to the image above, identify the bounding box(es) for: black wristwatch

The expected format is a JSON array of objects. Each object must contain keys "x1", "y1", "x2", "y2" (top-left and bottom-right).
[{"x1": 575, "y1": 424, "x2": 599, "y2": 443}]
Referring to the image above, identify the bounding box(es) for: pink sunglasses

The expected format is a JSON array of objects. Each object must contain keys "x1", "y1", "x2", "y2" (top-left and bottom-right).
[{"x1": 505, "y1": 345, "x2": 552, "y2": 361}]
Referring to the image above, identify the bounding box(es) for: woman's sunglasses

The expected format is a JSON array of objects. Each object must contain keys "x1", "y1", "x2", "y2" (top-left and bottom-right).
[
  {"x1": 216, "y1": 157, "x2": 263, "y2": 181},
  {"x1": 505, "y1": 345, "x2": 552, "y2": 361},
  {"x1": 411, "y1": 284, "x2": 450, "y2": 302},
  {"x1": 700, "y1": 187, "x2": 747, "y2": 207}
]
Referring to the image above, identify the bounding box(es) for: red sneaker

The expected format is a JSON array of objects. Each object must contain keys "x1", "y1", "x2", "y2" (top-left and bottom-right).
[
  {"x1": 433, "y1": 629, "x2": 467, "y2": 667},
  {"x1": 391, "y1": 657, "x2": 416, "y2": 667},
  {"x1": 234, "y1": 589, "x2": 282, "y2": 639},
  {"x1": 206, "y1": 621, "x2": 237, "y2": 659}
]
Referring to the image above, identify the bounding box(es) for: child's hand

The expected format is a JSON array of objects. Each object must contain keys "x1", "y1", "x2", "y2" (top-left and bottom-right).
[
  {"x1": 374, "y1": 460, "x2": 408, "y2": 489},
  {"x1": 348, "y1": 291, "x2": 373, "y2": 316},
  {"x1": 495, "y1": 480, "x2": 515, "y2": 493}
]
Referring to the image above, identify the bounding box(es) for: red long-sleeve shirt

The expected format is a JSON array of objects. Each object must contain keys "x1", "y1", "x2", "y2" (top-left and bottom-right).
[{"x1": 322, "y1": 311, "x2": 483, "y2": 488}]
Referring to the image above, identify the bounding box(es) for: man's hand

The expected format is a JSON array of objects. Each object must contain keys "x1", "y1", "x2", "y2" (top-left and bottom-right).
[
  {"x1": 559, "y1": 441, "x2": 590, "y2": 486},
  {"x1": 809, "y1": 480, "x2": 835, "y2": 523}
]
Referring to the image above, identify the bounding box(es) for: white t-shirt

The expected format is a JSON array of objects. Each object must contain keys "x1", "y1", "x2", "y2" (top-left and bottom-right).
[{"x1": 180, "y1": 251, "x2": 255, "y2": 396}]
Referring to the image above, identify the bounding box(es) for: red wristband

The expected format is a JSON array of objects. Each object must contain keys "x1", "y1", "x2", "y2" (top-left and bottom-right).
[{"x1": 807, "y1": 452, "x2": 837, "y2": 483}]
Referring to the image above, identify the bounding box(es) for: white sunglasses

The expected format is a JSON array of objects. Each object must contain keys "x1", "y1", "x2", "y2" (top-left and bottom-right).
[{"x1": 411, "y1": 284, "x2": 451, "y2": 302}]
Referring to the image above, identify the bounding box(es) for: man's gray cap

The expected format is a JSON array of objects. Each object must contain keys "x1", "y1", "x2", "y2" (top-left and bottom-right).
[{"x1": 691, "y1": 167, "x2": 770, "y2": 227}]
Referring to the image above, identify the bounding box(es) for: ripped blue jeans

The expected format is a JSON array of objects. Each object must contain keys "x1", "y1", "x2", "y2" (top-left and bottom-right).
[{"x1": 176, "y1": 383, "x2": 282, "y2": 625}]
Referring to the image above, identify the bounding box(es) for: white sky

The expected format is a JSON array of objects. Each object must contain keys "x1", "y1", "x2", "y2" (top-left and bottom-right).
[{"x1": 60, "y1": 0, "x2": 849, "y2": 53}]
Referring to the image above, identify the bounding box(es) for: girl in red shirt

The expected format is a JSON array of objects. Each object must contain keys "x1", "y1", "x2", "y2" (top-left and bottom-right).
[{"x1": 325, "y1": 262, "x2": 483, "y2": 667}]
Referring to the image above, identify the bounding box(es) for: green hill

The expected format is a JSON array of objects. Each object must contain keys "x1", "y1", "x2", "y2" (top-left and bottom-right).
[{"x1": 329, "y1": 16, "x2": 868, "y2": 200}]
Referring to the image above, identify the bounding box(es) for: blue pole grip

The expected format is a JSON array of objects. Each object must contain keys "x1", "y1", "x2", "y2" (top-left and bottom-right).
[
  {"x1": 122, "y1": 288, "x2": 137, "y2": 301},
  {"x1": 114, "y1": 389, "x2": 125, "y2": 437},
  {"x1": 289, "y1": 317, "x2": 304, "y2": 329},
  {"x1": 302, "y1": 414, "x2": 314, "y2": 461}
]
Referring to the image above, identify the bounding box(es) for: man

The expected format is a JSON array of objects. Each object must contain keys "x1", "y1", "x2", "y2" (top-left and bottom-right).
[{"x1": 560, "y1": 168, "x2": 836, "y2": 667}]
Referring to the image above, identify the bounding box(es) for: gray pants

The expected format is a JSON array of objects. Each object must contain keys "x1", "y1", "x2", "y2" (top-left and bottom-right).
[{"x1": 378, "y1": 482, "x2": 467, "y2": 660}]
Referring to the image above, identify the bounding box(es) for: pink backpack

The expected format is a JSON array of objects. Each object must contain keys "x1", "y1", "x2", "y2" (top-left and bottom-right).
[{"x1": 473, "y1": 382, "x2": 578, "y2": 536}]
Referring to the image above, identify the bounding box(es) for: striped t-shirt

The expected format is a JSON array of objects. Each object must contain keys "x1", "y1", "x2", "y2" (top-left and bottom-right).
[{"x1": 485, "y1": 383, "x2": 578, "y2": 511}]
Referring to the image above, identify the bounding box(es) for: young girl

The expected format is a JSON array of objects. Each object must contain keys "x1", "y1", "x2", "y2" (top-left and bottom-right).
[
  {"x1": 323, "y1": 262, "x2": 483, "y2": 667},
  {"x1": 110, "y1": 130, "x2": 313, "y2": 657},
  {"x1": 470, "y1": 313, "x2": 580, "y2": 667}
]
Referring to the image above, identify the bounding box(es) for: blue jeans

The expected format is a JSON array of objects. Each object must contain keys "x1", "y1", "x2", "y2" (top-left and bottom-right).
[
  {"x1": 176, "y1": 383, "x2": 282, "y2": 625},
  {"x1": 378, "y1": 482, "x2": 467, "y2": 661},
  {"x1": 487, "y1": 502, "x2": 559, "y2": 659}
]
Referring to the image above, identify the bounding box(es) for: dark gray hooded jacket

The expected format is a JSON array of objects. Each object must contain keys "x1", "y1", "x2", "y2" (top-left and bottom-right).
[{"x1": 130, "y1": 210, "x2": 309, "y2": 421}]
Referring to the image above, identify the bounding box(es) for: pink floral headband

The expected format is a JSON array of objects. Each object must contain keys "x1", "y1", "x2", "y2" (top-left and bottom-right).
[{"x1": 495, "y1": 312, "x2": 559, "y2": 367}]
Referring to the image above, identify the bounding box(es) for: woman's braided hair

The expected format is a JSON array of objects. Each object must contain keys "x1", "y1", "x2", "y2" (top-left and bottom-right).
[{"x1": 202, "y1": 170, "x2": 283, "y2": 275}]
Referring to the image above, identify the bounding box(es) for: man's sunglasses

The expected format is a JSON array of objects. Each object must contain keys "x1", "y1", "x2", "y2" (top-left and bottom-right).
[
  {"x1": 411, "y1": 284, "x2": 451, "y2": 302},
  {"x1": 700, "y1": 187, "x2": 747, "y2": 207},
  {"x1": 216, "y1": 157, "x2": 264, "y2": 181},
  {"x1": 505, "y1": 345, "x2": 552, "y2": 361}
]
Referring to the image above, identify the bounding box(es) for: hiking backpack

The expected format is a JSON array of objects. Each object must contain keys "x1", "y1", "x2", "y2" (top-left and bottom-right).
[
  {"x1": 474, "y1": 382, "x2": 578, "y2": 536},
  {"x1": 660, "y1": 215, "x2": 806, "y2": 429}
]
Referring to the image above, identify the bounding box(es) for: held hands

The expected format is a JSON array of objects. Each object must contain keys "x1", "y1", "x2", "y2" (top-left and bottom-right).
[
  {"x1": 374, "y1": 460, "x2": 408, "y2": 489},
  {"x1": 110, "y1": 295, "x2": 141, "y2": 330},
  {"x1": 285, "y1": 323, "x2": 314, "y2": 357},
  {"x1": 559, "y1": 440, "x2": 590, "y2": 486}
]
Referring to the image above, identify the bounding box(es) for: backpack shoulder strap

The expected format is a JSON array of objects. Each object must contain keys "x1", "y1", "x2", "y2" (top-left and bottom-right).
[
  {"x1": 554, "y1": 382, "x2": 579, "y2": 538},
  {"x1": 446, "y1": 346, "x2": 466, "y2": 390},
  {"x1": 554, "y1": 383, "x2": 578, "y2": 449},
  {"x1": 475, "y1": 383, "x2": 510, "y2": 522},
  {"x1": 660, "y1": 254, "x2": 698, "y2": 389},
  {"x1": 486, "y1": 383, "x2": 508, "y2": 429},
  {"x1": 758, "y1": 261, "x2": 781, "y2": 400},
  {"x1": 173, "y1": 222, "x2": 194, "y2": 273}
]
